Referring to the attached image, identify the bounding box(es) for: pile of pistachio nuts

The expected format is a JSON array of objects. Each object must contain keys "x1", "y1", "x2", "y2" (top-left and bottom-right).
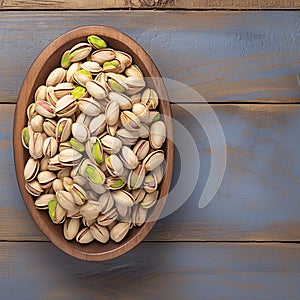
[{"x1": 21, "y1": 35, "x2": 166, "y2": 244}]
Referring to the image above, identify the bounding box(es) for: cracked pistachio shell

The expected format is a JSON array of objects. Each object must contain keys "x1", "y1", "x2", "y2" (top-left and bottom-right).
[
  {"x1": 125, "y1": 64, "x2": 144, "y2": 79},
  {"x1": 106, "y1": 177, "x2": 126, "y2": 190},
  {"x1": 52, "y1": 178, "x2": 64, "y2": 193},
  {"x1": 70, "y1": 183, "x2": 88, "y2": 205},
  {"x1": 43, "y1": 119, "x2": 57, "y2": 138},
  {"x1": 97, "y1": 208, "x2": 118, "y2": 226},
  {"x1": 73, "y1": 69, "x2": 93, "y2": 87},
  {"x1": 81, "y1": 61, "x2": 102, "y2": 75},
  {"x1": 128, "y1": 164, "x2": 146, "y2": 190},
  {"x1": 101, "y1": 135, "x2": 122, "y2": 154},
  {"x1": 29, "y1": 132, "x2": 45, "y2": 160},
  {"x1": 63, "y1": 218, "x2": 80, "y2": 241},
  {"x1": 69, "y1": 138, "x2": 85, "y2": 152},
  {"x1": 106, "y1": 73, "x2": 128, "y2": 93},
  {"x1": 141, "y1": 88, "x2": 159, "y2": 110},
  {"x1": 78, "y1": 97, "x2": 102, "y2": 116},
  {"x1": 71, "y1": 86, "x2": 87, "y2": 100},
  {"x1": 119, "y1": 146, "x2": 138, "y2": 170},
  {"x1": 110, "y1": 222, "x2": 131, "y2": 243},
  {"x1": 27, "y1": 103, "x2": 37, "y2": 122},
  {"x1": 46, "y1": 67, "x2": 66, "y2": 87},
  {"x1": 58, "y1": 148, "x2": 82, "y2": 167},
  {"x1": 72, "y1": 122, "x2": 90, "y2": 143},
  {"x1": 86, "y1": 80, "x2": 107, "y2": 100},
  {"x1": 150, "y1": 121, "x2": 166, "y2": 149},
  {"x1": 25, "y1": 180, "x2": 43, "y2": 196},
  {"x1": 131, "y1": 93, "x2": 142, "y2": 105},
  {"x1": 35, "y1": 100, "x2": 56, "y2": 118},
  {"x1": 56, "y1": 118, "x2": 72, "y2": 143},
  {"x1": 105, "y1": 154, "x2": 124, "y2": 177},
  {"x1": 55, "y1": 95, "x2": 77, "y2": 118},
  {"x1": 106, "y1": 123, "x2": 118, "y2": 137},
  {"x1": 143, "y1": 173, "x2": 158, "y2": 193},
  {"x1": 132, "y1": 188, "x2": 146, "y2": 204},
  {"x1": 35, "y1": 194, "x2": 55, "y2": 210},
  {"x1": 141, "y1": 190, "x2": 159, "y2": 209},
  {"x1": 62, "y1": 177, "x2": 74, "y2": 192},
  {"x1": 56, "y1": 190, "x2": 77, "y2": 212},
  {"x1": 132, "y1": 102, "x2": 149, "y2": 122},
  {"x1": 90, "y1": 223, "x2": 109, "y2": 244},
  {"x1": 133, "y1": 140, "x2": 150, "y2": 161},
  {"x1": 76, "y1": 113, "x2": 92, "y2": 127},
  {"x1": 152, "y1": 164, "x2": 164, "y2": 184},
  {"x1": 61, "y1": 50, "x2": 71, "y2": 69},
  {"x1": 91, "y1": 48, "x2": 116, "y2": 65},
  {"x1": 54, "y1": 82, "x2": 75, "y2": 99},
  {"x1": 46, "y1": 86, "x2": 59, "y2": 106},
  {"x1": 105, "y1": 100, "x2": 119, "y2": 126},
  {"x1": 69, "y1": 42, "x2": 92, "y2": 63},
  {"x1": 57, "y1": 167, "x2": 72, "y2": 179},
  {"x1": 30, "y1": 115, "x2": 44, "y2": 133},
  {"x1": 48, "y1": 154, "x2": 65, "y2": 171},
  {"x1": 51, "y1": 202, "x2": 66, "y2": 224},
  {"x1": 120, "y1": 111, "x2": 141, "y2": 131},
  {"x1": 35, "y1": 85, "x2": 47, "y2": 102},
  {"x1": 89, "y1": 114, "x2": 106, "y2": 136},
  {"x1": 98, "y1": 192, "x2": 114, "y2": 214},
  {"x1": 80, "y1": 200, "x2": 102, "y2": 220},
  {"x1": 85, "y1": 137, "x2": 104, "y2": 165},
  {"x1": 24, "y1": 157, "x2": 40, "y2": 182},
  {"x1": 37, "y1": 170, "x2": 56, "y2": 188},
  {"x1": 108, "y1": 92, "x2": 132, "y2": 110},
  {"x1": 40, "y1": 157, "x2": 49, "y2": 172},
  {"x1": 67, "y1": 62, "x2": 81, "y2": 83},
  {"x1": 143, "y1": 150, "x2": 164, "y2": 172},
  {"x1": 87, "y1": 35, "x2": 107, "y2": 49},
  {"x1": 76, "y1": 227, "x2": 94, "y2": 244},
  {"x1": 132, "y1": 205, "x2": 148, "y2": 227},
  {"x1": 43, "y1": 137, "x2": 58, "y2": 158},
  {"x1": 138, "y1": 123, "x2": 150, "y2": 139},
  {"x1": 116, "y1": 128, "x2": 139, "y2": 146},
  {"x1": 58, "y1": 141, "x2": 72, "y2": 152},
  {"x1": 125, "y1": 77, "x2": 146, "y2": 95},
  {"x1": 115, "y1": 51, "x2": 132, "y2": 68},
  {"x1": 112, "y1": 190, "x2": 134, "y2": 207}
]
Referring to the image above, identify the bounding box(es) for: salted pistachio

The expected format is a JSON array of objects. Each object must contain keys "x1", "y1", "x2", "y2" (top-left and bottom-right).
[
  {"x1": 35, "y1": 194, "x2": 55, "y2": 210},
  {"x1": 138, "y1": 123, "x2": 150, "y2": 139},
  {"x1": 141, "y1": 190, "x2": 159, "y2": 209},
  {"x1": 81, "y1": 61, "x2": 102, "y2": 75},
  {"x1": 61, "y1": 50, "x2": 71, "y2": 69},
  {"x1": 91, "y1": 48, "x2": 116, "y2": 65},
  {"x1": 106, "y1": 73, "x2": 128, "y2": 93},
  {"x1": 35, "y1": 100, "x2": 56, "y2": 118},
  {"x1": 76, "y1": 113, "x2": 92, "y2": 127},
  {"x1": 69, "y1": 138, "x2": 85, "y2": 152},
  {"x1": 56, "y1": 118, "x2": 72, "y2": 143},
  {"x1": 120, "y1": 111, "x2": 141, "y2": 131},
  {"x1": 30, "y1": 115, "x2": 44, "y2": 133},
  {"x1": 108, "y1": 92, "x2": 132, "y2": 110},
  {"x1": 125, "y1": 64, "x2": 143, "y2": 79},
  {"x1": 132, "y1": 205, "x2": 148, "y2": 226},
  {"x1": 67, "y1": 62, "x2": 81, "y2": 83},
  {"x1": 87, "y1": 35, "x2": 107, "y2": 49},
  {"x1": 76, "y1": 227, "x2": 94, "y2": 244},
  {"x1": 128, "y1": 164, "x2": 145, "y2": 190},
  {"x1": 80, "y1": 200, "x2": 102, "y2": 221},
  {"x1": 86, "y1": 80, "x2": 107, "y2": 100},
  {"x1": 40, "y1": 157, "x2": 49, "y2": 172},
  {"x1": 73, "y1": 69, "x2": 93, "y2": 87},
  {"x1": 43, "y1": 136, "x2": 58, "y2": 158},
  {"x1": 43, "y1": 119, "x2": 57, "y2": 138},
  {"x1": 45, "y1": 86, "x2": 58, "y2": 106},
  {"x1": 152, "y1": 164, "x2": 164, "y2": 184},
  {"x1": 69, "y1": 42, "x2": 92, "y2": 63},
  {"x1": 131, "y1": 93, "x2": 142, "y2": 105},
  {"x1": 25, "y1": 180, "x2": 43, "y2": 196},
  {"x1": 143, "y1": 173, "x2": 158, "y2": 193},
  {"x1": 27, "y1": 103, "x2": 37, "y2": 123},
  {"x1": 71, "y1": 86, "x2": 87, "y2": 100},
  {"x1": 132, "y1": 102, "x2": 149, "y2": 122},
  {"x1": 56, "y1": 190, "x2": 77, "y2": 212},
  {"x1": 116, "y1": 128, "x2": 139, "y2": 146},
  {"x1": 145, "y1": 110, "x2": 160, "y2": 124},
  {"x1": 141, "y1": 88, "x2": 159, "y2": 110},
  {"x1": 52, "y1": 178, "x2": 64, "y2": 192},
  {"x1": 102, "y1": 59, "x2": 124, "y2": 73},
  {"x1": 106, "y1": 123, "x2": 118, "y2": 136},
  {"x1": 125, "y1": 77, "x2": 146, "y2": 95},
  {"x1": 22, "y1": 126, "x2": 30, "y2": 149},
  {"x1": 24, "y1": 157, "x2": 40, "y2": 182},
  {"x1": 58, "y1": 148, "x2": 82, "y2": 167},
  {"x1": 119, "y1": 146, "x2": 138, "y2": 170},
  {"x1": 115, "y1": 51, "x2": 132, "y2": 68},
  {"x1": 98, "y1": 192, "x2": 114, "y2": 214},
  {"x1": 29, "y1": 132, "x2": 45, "y2": 160},
  {"x1": 106, "y1": 177, "x2": 126, "y2": 190},
  {"x1": 63, "y1": 218, "x2": 80, "y2": 241},
  {"x1": 90, "y1": 223, "x2": 109, "y2": 244},
  {"x1": 35, "y1": 85, "x2": 47, "y2": 102},
  {"x1": 112, "y1": 189, "x2": 134, "y2": 207},
  {"x1": 46, "y1": 67, "x2": 66, "y2": 87},
  {"x1": 132, "y1": 188, "x2": 146, "y2": 204},
  {"x1": 89, "y1": 114, "x2": 106, "y2": 136},
  {"x1": 54, "y1": 82, "x2": 75, "y2": 99},
  {"x1": 72, "y1": 122, "x2": 90, "y2": 143},
  {"x1": 70, "y1": 183, "x2": 88, "y2": 205},
  {"x1": 110, "y1": 222, "x2": 131, "y2": 243},
  {"x1": 105, "y1": 100, "x2": 119, "y2": 126},
  {"x1": 48, "y1": 154, "x2": 65, "y2": 171},
  {"x1": 101, "y1": 135, "x2": 122, "y2": 154},
  {"x1": 85, "y1": 137, "x2": 104, "y2": 165},
  {"x1": 78, "y1": 97, "x2": 102, "y2": 116},
  {"x1": 55, "y1": 95, "x2": 77, "y2": 118},
  {"x1": 37, "y1": 170, "x2": 56, "y2": 189},
  {"x1": 143, "y1": 150, "x2": 164, "y2": 172},
  {"x1": 97, "y1": 208, "x2": 118, "y2": 226}
]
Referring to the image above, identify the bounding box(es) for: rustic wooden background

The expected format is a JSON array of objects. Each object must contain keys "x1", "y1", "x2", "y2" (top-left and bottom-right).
[{"x1": 1, "y1": 1, "x2": 300, "y2": 299}]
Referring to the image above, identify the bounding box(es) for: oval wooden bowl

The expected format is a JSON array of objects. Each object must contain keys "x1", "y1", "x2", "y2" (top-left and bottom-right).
[{"x1": 13, "y1": 26, "x2": 173, "y2": 261}]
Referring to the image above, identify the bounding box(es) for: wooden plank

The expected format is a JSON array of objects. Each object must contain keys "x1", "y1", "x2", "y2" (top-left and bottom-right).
[
  {"x1": 3, "y1": 103, "x2": 300, "y2": 241},
  {"x1": 1, "y1": 11, "x2": 300, "y2": 103},
  {"x1": 1, "y1": 0, "x2": 300, "y2": 10},
  {"x1": 1, "y1": 242, "x2": 300, "y2": 299}
]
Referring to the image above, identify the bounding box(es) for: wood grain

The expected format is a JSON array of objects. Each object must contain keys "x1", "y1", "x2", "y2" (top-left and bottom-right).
[
  {"x1": 1, "y1": 0, "x2": 300, "y2": 10},
  {"x1": 3, "y1": 103, "x2": 300, "y2": 241},
  {"x1": 1, "y1": 11, "x2": 300, "y2": 103},
  {"x1": 1, "y1": 242, "x2": 300, "y2": 299}
]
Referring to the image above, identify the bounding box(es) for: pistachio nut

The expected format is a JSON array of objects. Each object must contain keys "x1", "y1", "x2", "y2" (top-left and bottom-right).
[
  {"x1": 79, "y1": 200, "x2": 101, "y2": 221},
  {"x1": 106, "y1": 73, "x2": 128, "y2": 93},
  {"x1": 70, "y1": 158, "x2": 88, "y2": 186},
  {"x1": 91, "y1": 48, "x2": 116, "y2": 65},
  {"x1": 69, "y1": 138, "x2": 85, "y2": 152},
  {"x1": 120, "y1": 111, "x2": 141, "y2": 131},
  {"x1": 51, "y1": 202, "x2": 67, "y2": 224},
  {"x1": 141, "y1": 88, "x2": 159, "y2": 110},
  {"x1": 56, "y1": 118, "x2": 72, "y2": 142},
  {"x1": 54, "y1": 82, "x2": 75, "y2": 99},
  {"x1": 72, "y1": 122, "x2": 90, "y2": 143},
  {"x1": 81, "y1": 61, "x2": 102, "y2": 75},
  {"x1": 85, "y1": 137, "x2": 104, "y2": 165},
  {"x1": 115, "y1": 201, "x2": 131, "y2": 219},
  {"x1": 76, "y1": 112, "x2": 92, "y2": 127},
  {"x1": 76, "y1": 227, "x2": 94, "y2": 244},
  {"x1": 58, "y1": 148, "x2": 82, "y2": 167},
  {"x1": 46, "y1": 67, "x2": 66, "y2": 87},
  {"x1": 101, "y1": 135, "x2": 122, "y2": 154},
  {"x1": 132, "y1": 205, "x2": 148, "y2": 226},
  {"x1": 29, "y1": 131, "x2": 45, "y2": 160},
  {"x1": 138, "y1": 123, "x2": 150, "y2": 139},
  {"x1": 115, "y1": 51, "x2": 132, "y2": 68},
  {"x1": 43, "y1": 119, "x2": 57, "y2": 138},
  {"x1": 73, "y1": 69, "x2": 93, "y2": 87},
  {"x1": 69, "y1": 42, "x2": 92, "y2": 63},
  {"x1": 150, "y1": 120, "x2": 166, "y2": 149},
  {"x1": 105, "y1": 154, "x2": 125, "y2": 178},
  {"x1": 78, "y1": 97, "x2": 102, "y2": 116},
  {"x1": 43, "y1": 136, "x2": 58, "y2": 158},
  {"x1": 48, "y1": 197, "x2": 58, "y2": 222},
  {"x1": 87, "y1": 35, "x2": 107, "y2": 49},
  {"x1": 35, "y1": 193, "x2": 55, "y2": 210},
  {"x1": 125, "y1": 64, "x2": 144, "y2": 79},
  {"x1": 61, "y1": 50, "x2": 71, "y2": 69},
  {"x1": 106, "y1": 177, "x2": 126, "y2": 191},
  {"x1": 89, "y1": 114, "x2": 106, "y2": 136},
  {"x1": 119, "y1": 146, "x2": 138, "y2": 170},
  {"x1": 105, "y1": 100, "x2": 119, "y2": 126},
  {"x1": 106, "y1": 123, "x2": 118, "y2": 137},
  {"x1": 112, "y1": 189, "x2": 134, "y2": 207},
  {"x1": 40, "y1": 157, "x2": 50, "y2": 171},
  {"x1": 66, "y1": 62, "x2": 81, "y2": 83},
  {"x1": 22, "y1": 126, "x2": 30, "y2": 149},
  {"x1": 56, "y1": 190, "x2": 77, "y2": 212},
  {"x1": 108, "y1": 92, "x2": 132, "y2": 110},
  {"x1": 63, "y1": 218, "x2": 80, "y2": 241},
  {"x1": 45, "y1": 86, "x2": 58, "y2": 106},
  {"x1": 132, "y1": 102, "x2": 149, "y2": 123},
  {"x1": 116, "y1": 128, "x2": 139, "y2": 146},
  {"x1": 30, "y1": 115, "x2": 44, "y2": 133},
  {"x1": 52, "y1": 178, "x2": 64, "y2": 193},
  {"x1": 97, "y1": 208, "x2": 118, "y2": 226},
  {"x1": 125, "y1": 77, "x2": 146, "y2": 95},
  {"x1": 24, "y1": 157, "x2": 40, "y2": 182},
  {"x1": 90, "y1": 223, "x2": 109, "y2": 243},
  {"x1": 143, "y1": 173, "x2": 158, "y2": 193},
  {"x1": 70, "y1": 183, "x2": 88, "y2": 205},
  {"x1": 25, "y1": 180, "x2": 43, "y2": 196},
  {"x1": 37, "y1": 170, "x2": 56, "y2": 189},
  {"x1": 128, "y1": 164, "x2": 145, "y2": 190},
  {"x1": 71, "y1": 86, "x2": 88, "y2": 100},
  {"x1": 48, "y1": 154, "x2": 65, "y2": 171},
  {"x1": 97, "y1": 192, "x2": 114, "y2": 214},
  {"x1": 35, "y1": 100, "x2": 56, "y2": 118},
  {"x1": 35, "y1": 85, "x2": 47, "y2": 102},
  {"x1": 102, "y1": 59, "x2": 124, "y2": 73},
  {"x1": 55, "y1": 95, "x2": 77, "y2": 118},
  {"x1": 141, "y1": 190, "x2": 159, "y2": 209},
  {"x1": 86, "y1": 80, "x2": 107, "y2": 100},
  {"x1": 110, "y1": 222, "x2": 131, "y2": 243},
  {"x1": 143, "y1": 150, "x2": 164, "y2": 172},
  {"x1": 132, "y1": 188, "x2": 146, "y2": 204},
  {"x1": 85, "y1": 162, "x2": 106, "y2": 185}
]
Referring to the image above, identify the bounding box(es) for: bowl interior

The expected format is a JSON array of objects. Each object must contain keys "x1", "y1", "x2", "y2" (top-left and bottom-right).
[{"x1": 14, "y1": 26, "x2": 173, "y2": 261}]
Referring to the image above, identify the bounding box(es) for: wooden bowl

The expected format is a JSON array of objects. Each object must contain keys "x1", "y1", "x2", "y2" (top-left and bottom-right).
[{"x1": 13, "y1": 26, "x2": 174, "y2": 261}]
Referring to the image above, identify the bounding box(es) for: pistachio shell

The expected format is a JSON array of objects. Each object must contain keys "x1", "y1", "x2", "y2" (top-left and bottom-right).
[
  {"x1": 105, "y1": 100, "x2": 119, "y2": 126},
  {"x1": 150, "y1": 121, "x2": 166, "y2": 149},
  {"x1": 48, "y1": 154, "x2": 65, "y2": 171},
  {"x1": 141, "y1": 88, "x2": 159, "y2": 110},
  {"x1": 138, "y1": 123, "x2": 150, "y2": 139},
  {"x1": 91, "y1": 48, "x2": 116, "y2": 65},
  {"x1": 80, "y1": 200, "x2": 102, "y2": 220},
  {"x1": 43, "y1": 119, "x2": 57, "y2": 138},
  {"x1": 116, "y1": 128, "x2": 139, "y2": 146},
  {"x1": 115, "y1": 51, "x2": 132, "y2": 68},
  {"x1": 54, "y1": 82, "x2": 75, "y2": 99},
  {"x1": 86, "y1": 80, "x2": 107, "y2": 100},
  {"x1": 43, "y1": 137, "x2": 58, "y2": 158},
  {"x1": 57, "y1": 167, "x2": 72, "y2": 179},
  {"x1": 132, "y1": 102, "x2": 149, "y2": 122},
  {"x1": 132, "y1": 205, "x2": 148, "y2": 226},
  {"x1": 106, "y1": 73, "x2": 128, "y2": 93},
  {"x1": 125, "y1": 77, "x2": 146, "y2": 95},
  {"x1": 72, "y1": 122, "x2": 90, "y2": 143},
  {"x1": 101, "y1": 135, "x2": 122, "y2": 154},
  {"x1": 127, "y1": 164, "x2": 146, "y2": 190},
  {"x1": 35, "y1": 100, "x2": 56, "y2": 118},
  {"x1": 76, "y1": 227, "x2": 94, "y2": 244},
  {"x1": 73, "y1": 69, "x2": 93, "y2": 87},
  {"x1": 81, "y1": 61, "x2": 102, "y2": 74},
  {"x1": 143, "y1": 150, "x2": 164, "y2": 172},
  {"x1": 63, "y1": 218, "x2": 80, "y2": 240},
  {"x1": 35, "y1": 194, "x2": 55, "y2": 210},
  {"x1": 25, "y1": 180, "x2": 43, "y2": 196},
  {"x1": 27, "y1": 103, "x2": 37, "y2": 122},
  {"x1": 58, "y1": 148, "x2": 83, "y2": 166},
  {"x1": 102, "y1": 59, "x2": 123, "y2": 73},
  {"x1": 35, "y1": 85, "x2": 47, "y2": 102},
  {"x1": 52, "y1": 178, "x2": 64, "y2": 192},
  {"x1": 67, "y1": 62, "x2": 81, "y2": 83},
  {"x1": 29, "y1": 132, "x2": 45, "y2": 160},
  {"x1": 40, "y1": 157, "x2": 50, "y2": 171},
  {"x1": 76, "y1": 113, "x2": 92, "y2": 127},
  {"x1": 85, "y1": 137, "x2": 104, "y2": 165},
  {"x1": 152, "y1": 164, "x2": 164, "y2": 184},
  {"x1": 90, "y1": 223, "x2": 109, "y2": 243},
  {"x1": 78, "y1": 97, "x2": 102, "y2": 116},
  {"x1": 56, "y1": 190, "x2": 77, "y2": 212},
  {"x1": 69, "y1": 42, "x2": 92, "y2": 63},
  {"x1": 97, "y1": 208, "x2": 118, "y2": 226},
  {"x1": 46, "y1": 67, "x2": 66, "y2": 87},
  {"x1": 143, "y1": 173, "x2": 158, "y2": 193},
  {"x1": 56, "y1": 118, "x2": 72, "y2": 143},
  {"x1": 89, "y1": 114, "x2": 106, "y2": 136},
  {"x1": 108, "y1": 92, "x2": 132, "y2": 110},
  {"x1": 125, "y1": 64, "x2": 144, "y2": 79},
  {"x1": 141, "y1": 190, "x2": 159, "y2": 209},
  {"x1": 132, "y1": 188, "x2": 146, "y2": 204},
  {"x1": 55, "y1": 95, "x2": 77, "y2": 118},
  {"x1": 112, "y1": 190, "x2": 134, "y2": 207},
  {"x1": 97, "y1": 192, "x2": 114, "y2": 214},
  {"x1": 30, "y1": 115, "x2": 44, "y2": 133},
  {"x1": 120, "y1": 111, "x2": 141, "y2": 131},
  {"x1": 110, "y1": 222, "x2": 131, "y2": 243},
  {"x1": 119, "y1": 146, "x2": 139, "y2": 169},
  {"x1": 133, "y1": 140, "x2": 150, "y2": 160},
  {"x1": 70, "y1": 183, "x2": 88, "y2": 205},
  {"x1": 37, "y1": 170, "x2": 56, "y2": 188},
  {"x1": 45, "y1": 86, "x2": 59, "y2": 106},
  {"x1": 24, "y1": 157, "x2": 40, "y2": 181}
]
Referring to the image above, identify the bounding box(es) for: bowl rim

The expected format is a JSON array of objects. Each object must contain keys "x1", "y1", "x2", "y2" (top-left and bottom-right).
[{"x1": 13, "y1": 25, "x2": 174, "y2": 261}]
